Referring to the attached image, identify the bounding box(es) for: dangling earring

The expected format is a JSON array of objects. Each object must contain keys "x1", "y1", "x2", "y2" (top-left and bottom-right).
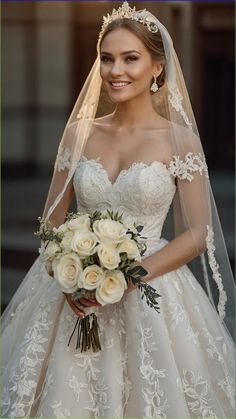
[{"x1": 150, "y1": 75, "x2": 159, "y2": 93}]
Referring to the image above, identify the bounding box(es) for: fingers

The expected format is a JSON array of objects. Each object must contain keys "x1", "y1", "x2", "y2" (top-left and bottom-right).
[
  {"x1": 79, "y1": 297, "x2": 101, "y2": 307},
  {"x1": 64, "y1": 293, "x2": 85, "y2": 319},
  {"x1": 63, "y1": 293, "x2": 102, "y2": 319}
]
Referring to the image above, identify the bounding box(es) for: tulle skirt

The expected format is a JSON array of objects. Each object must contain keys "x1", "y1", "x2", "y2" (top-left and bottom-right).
[{"x1": 1, "y1": 240, "x2": 235, "y2": 418}]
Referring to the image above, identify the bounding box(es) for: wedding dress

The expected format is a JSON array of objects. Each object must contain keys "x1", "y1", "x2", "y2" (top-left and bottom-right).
[{"x1": 2, "y1": 154, "x2": 235, "y2": 419}]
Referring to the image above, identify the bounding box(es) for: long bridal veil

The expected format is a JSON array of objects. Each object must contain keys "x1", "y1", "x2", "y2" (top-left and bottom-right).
[{"x1": 2, "y1": 1, "x2": 235, "y2": 350}]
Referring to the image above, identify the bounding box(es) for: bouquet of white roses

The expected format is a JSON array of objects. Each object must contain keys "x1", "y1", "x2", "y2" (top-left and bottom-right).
[{"x1": 36, "y1": 210, "x2": 161, "y2": 352}]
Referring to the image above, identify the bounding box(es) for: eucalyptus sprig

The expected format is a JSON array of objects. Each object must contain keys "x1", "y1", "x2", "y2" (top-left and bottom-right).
[
  {"x1": 105, "y1": 210, "x2": 124, "y2": 222},
  {"x1": 125, "y1": 265, "x2": 161, "y2": 313},
  {"x1": 35, "y1": 217, "x2": 61, "y2": 244},
  {"x1": 66, "y1": 211, "x2": 80, "y2": 221},
  {"x1": 89, "y1": 210, "x2": 103, "y2": 225},
  {"x1": 35, "y1": 217, "x2": 53, "y2": 241}
]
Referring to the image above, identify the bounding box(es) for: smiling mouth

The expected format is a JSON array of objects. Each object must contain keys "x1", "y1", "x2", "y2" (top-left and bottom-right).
[{"x1": 109, "y1": 81, "x2": 132, "y2": 89}]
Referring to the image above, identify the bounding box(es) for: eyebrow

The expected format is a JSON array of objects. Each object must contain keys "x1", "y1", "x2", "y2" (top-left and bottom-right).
[{"x1": 100, "y1": 50, "x2": 141, "y2": 56}]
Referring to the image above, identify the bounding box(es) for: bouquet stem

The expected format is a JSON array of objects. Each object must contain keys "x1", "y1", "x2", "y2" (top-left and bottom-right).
[{"x1": 68, "y1": 313, "x2": 101, "y2": 352}]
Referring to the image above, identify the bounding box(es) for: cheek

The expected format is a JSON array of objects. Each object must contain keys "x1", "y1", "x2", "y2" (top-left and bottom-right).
[
  {"x1": 129, "y1": 63, "x2": 153, "y2": 81},
  {"x1": 100, "y1": 65, "x2": 110, "y2": 81}
]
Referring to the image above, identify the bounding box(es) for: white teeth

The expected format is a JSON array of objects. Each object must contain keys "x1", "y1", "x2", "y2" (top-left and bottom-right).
[{"x1": 111, "y1": 82, "x2": 130, "y2": 87}]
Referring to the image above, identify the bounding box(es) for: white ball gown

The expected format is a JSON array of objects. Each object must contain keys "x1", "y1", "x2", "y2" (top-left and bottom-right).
[{"x1": 2, "y1": 155, "x2": 235, "y2": 418}]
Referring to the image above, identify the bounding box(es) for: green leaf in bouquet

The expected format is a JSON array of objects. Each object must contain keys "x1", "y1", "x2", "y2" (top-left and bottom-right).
[
  {"x1": 104, "y1": 209, "x2": 123, "y2": 222},
  {"x1": 119, "y1": 252, "x2": 129, "y2": 269},
  {"x1": 136, "y1": 280, "x2": 161, "y2": 313},
  {"x1": 126, "y1": 265, "x2": 148, "y2": 278},
  {"x1": 125, "y1": 265, "x2": 161, "y2": 314},
  {"x1": 120, "y1": 252, "x2": 128, "y2": 261},
  {"x1": 90, "y1": 210, "x2": 102, "y2": 224},
  {"x1": 115, "y1": 211, "x2": 123, "y2": 222},
  {"x1": 137, "y1": 241, "x2": 147, "y2": 253},
  {"x1": 66, "y1": 211, "x2": 76, "y2": 220},
  {"x1": 83, "y1": 254, "x2": 96, "y2": 264},
  {"x1": 106, "y1": 209, "x2": 113, "y2": 219},
  {"x1": 72, "y1": 289, "x2": 96, "y2": 302},
  {"x1": 35, "y1": 216, "x2": 58, "y2": 242},
  {"x1": 136, "y1": 225, "x2": 144, "y2": 233}
]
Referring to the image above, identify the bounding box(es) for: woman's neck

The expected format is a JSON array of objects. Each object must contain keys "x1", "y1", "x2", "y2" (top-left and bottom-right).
[{"x1": 111, "y1": 94, "x2": 160, "y2": 129}]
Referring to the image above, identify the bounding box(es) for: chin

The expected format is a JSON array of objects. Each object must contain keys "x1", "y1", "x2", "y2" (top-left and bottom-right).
[
  {"x1": 108, "y1": 91, "x2": 142, "y2": 104},
  {"x1": 107, "y1": 85, "x2": 149, "y2": 104},
  {"x1": 109, "y1": 96, "x2": 133, "y2": 104}
]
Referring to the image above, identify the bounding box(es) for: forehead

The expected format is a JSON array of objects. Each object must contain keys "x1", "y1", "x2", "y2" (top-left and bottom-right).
[{"x1": 100, "y1": 27, "x2": 147, "y2": 53}]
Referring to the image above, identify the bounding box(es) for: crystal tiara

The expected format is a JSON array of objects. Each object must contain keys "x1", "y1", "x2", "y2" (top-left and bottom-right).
[{"x1": 98, "y1": 1, "x2": 159, "y2": 42}]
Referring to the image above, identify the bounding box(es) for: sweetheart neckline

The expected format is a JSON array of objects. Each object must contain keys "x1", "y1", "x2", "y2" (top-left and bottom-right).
[{"x1": 78, "y1": 155, "x2": 173, "y2": 186}]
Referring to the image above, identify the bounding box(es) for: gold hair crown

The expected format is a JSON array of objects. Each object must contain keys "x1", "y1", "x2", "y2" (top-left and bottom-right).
[{"x1": 98, "y1": 1, "x2": 158, "y2": 43}]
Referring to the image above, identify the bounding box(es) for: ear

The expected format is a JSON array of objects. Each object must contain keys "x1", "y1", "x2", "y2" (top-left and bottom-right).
[{"x1": 153, "y1": 61, "x2": 163, "y2": 78}]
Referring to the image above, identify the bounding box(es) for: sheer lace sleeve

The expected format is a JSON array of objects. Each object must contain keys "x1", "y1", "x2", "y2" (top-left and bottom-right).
[
  {"x1": 167, "y1": 130, "x2": 227, "y2": 320},
  {"x1": 168, "y1": 152, "x2": 209, "y2": 182}
]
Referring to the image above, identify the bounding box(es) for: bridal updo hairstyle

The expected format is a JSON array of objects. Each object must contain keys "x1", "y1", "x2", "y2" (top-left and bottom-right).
[{"x1": 99, "y1": 18, "x2": 166, "y2": 90}]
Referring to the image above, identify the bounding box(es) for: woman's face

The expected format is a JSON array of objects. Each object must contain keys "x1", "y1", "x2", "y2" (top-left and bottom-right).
[{"x1": 100, "y1": 27, "x2": 162, "y2": 103}]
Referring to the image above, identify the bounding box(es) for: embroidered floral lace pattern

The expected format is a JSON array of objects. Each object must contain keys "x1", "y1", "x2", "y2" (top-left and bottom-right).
[
  {"x1": 206, "y1": 225, "x2": 227, "y2": 320},
  {"x1": 202, "y1": 328, "x2": 235, "y2": 409},
  {"x1": 177, "y1": 370, "x2": 218, "y2": 418},
  {"x1": 2, "y1": 156, "x2": 234, "y2": 418},
  {"x1": 55, "y1": 146, "x2": 71, "y2": 172},
  {"x1": 2, "y1": 284, "x2": 62, "y2": 418},
  {"x1": 168, "y1": 152, "x2": 209, "y2": 181},
  {"x1": 137, "y1": 323, "x2": 170, "y2": 417},
  {"x1": 168, "y1": 82, "x2": 193, "y2": 129}
]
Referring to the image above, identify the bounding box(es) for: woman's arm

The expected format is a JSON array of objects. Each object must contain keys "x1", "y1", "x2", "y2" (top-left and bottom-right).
[
  {"x1": 125, "y1": 171, "x2": 210, "y2": 294},
  {"x1": 140, "y1": 229, "x2": 204, "y2": 281},
  {"x1": 47, "y1": 178, "x2": 75, "y2": 228}
]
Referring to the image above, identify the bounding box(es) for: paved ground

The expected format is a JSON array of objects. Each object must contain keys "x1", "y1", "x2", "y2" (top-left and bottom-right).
[{"x1": 2, "y1": 173, "x2": 235, "y2": 310}]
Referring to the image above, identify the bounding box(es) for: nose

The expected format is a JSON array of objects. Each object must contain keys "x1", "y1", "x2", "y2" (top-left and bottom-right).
[{"x1": 110, "y1": 60, "x2": 124, "y2": 77}]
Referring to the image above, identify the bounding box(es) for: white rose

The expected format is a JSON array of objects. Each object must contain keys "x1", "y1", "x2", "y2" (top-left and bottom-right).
[
  {"x1": 93, "y1": 219, "x2": 126, "y2": 244},
  {"x1": 53, "y1": 223, "x2": 68, "y2": 235},
  {"x1": 95, "y1": 270, "x2": 128, "y2": 305},
  {"x1": 67, "y1": 214, "x2": 91, "y2": 232},
  {"x1": 117, "y1": 238, "x2": 141, "y2": 262},
  {"x1": 52, "y1": 252, "x2": 82, "y2": 293},
  {"x1": 97, "y1": 243, "x2": 120, "y2": 270},
  {"x1": 44, "y1": 241, "x2": 61, "y2": 260},
  {"x1": 71, "y1": 231, "x2": 98, "y2": 257},
  {"x1": 78, "y1": 265, "x2": 105, "y2": 290},
  {"x1": 60, "y1": 231, "x2": 74, "y2": 251}
]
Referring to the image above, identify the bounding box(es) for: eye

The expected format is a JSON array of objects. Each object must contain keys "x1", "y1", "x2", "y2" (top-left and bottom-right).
[
  {"x1": 126, "y1": 55, "x2": 139, "y2": 62},
  {"x1": 100, "y1": 55, "x2": 112, "y2": 63}
]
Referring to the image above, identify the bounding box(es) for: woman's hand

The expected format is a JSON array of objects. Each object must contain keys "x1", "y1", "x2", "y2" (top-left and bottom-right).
[
  {"x1": 123, "y1": 279, "x2": 139, "y2": 296},
  {"x1": 64, "y1": 293, "x2": 102, "y2": 319}
]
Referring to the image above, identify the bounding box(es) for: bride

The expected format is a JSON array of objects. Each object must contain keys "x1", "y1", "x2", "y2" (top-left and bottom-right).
[{"x1": 2, "y1": 2, "x2": 235, "y2": 418}]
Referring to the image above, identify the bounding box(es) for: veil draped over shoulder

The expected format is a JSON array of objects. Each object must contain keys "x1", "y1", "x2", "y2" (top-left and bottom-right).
[{"x1": 3, "y1": 2, "x2": 235, "y2": 343}]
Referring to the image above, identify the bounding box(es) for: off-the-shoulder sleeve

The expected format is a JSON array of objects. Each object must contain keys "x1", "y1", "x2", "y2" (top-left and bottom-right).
[
  {"x1": 55, "y1": 146, "x2": 72, "y2": 172},
  {"x1": 168, "y1": 152, "x2": 209, "y2": 182}
]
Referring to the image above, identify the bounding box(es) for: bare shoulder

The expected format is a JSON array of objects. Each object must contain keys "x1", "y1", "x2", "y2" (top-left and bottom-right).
[
  {"x1": 83, "y1": 114, "x2": 114, "y2": 157},
  {"x1": 168, "y1": 122, "x2": 202, "y2": 154}
]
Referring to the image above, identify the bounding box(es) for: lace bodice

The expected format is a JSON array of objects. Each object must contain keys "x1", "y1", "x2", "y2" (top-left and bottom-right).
[
  {"x1": 73, "y1": 156, "x2": 176, "y2": 255},
  {"x1": 2, "y1": 155, "x2": 234, "y2": 419}
]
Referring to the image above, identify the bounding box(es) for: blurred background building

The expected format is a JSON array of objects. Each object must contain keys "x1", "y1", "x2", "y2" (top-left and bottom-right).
[{"x1": 2, "y1": 1, "x2": 235, "y2": 310}]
